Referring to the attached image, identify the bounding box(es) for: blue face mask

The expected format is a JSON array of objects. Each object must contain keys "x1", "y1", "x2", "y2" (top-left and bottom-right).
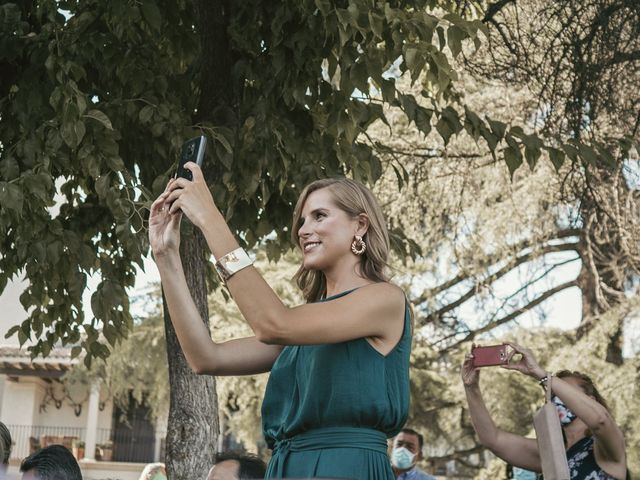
[
  {"x1": 391, "y1": 447, "x2": 416, "y2": 470},
  {"x1": 552, "y1": 396, "x2": 577, "y2": 425}
]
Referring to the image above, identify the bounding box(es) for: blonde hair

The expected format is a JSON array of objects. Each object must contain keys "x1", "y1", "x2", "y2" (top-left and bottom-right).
[{"x1": 291, "y1": 178, "x2": 390, "y2": 302}]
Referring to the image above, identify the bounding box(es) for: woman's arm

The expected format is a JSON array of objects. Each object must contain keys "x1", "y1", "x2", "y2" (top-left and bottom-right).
[
  {"x1": 149, "y1": 185, "x2": 282, "y2": 376},
  {"x1": 165, "y1": 165, "x2": 406, "y2": 352},
  {"x1": 546, "y1": 376, "x2": 626, "y2": 466},
  {"x1": 462, "y1": 355, "x2": 542, "y2": 472},
  {"x1": 156, "y1": 253, "x2": 283, "y2": 375},
  {"x1": 503, "y1": 343, "x2": 626, "y2": 472}
]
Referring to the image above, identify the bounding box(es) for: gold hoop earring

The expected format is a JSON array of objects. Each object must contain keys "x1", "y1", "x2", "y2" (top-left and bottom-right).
[{"x1": 351, "y1": 235, "x2": 366, "y2": 255}]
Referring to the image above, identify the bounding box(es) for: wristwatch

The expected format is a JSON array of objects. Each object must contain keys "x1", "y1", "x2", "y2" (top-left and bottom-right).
[{"x1": 214, "y1": 247, "x2": 254, "y2": 282}]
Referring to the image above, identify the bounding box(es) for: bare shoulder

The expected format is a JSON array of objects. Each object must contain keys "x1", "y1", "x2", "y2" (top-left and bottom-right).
[
  {"x1": 353, "y1": 282, "x2": 406, "y2": 312},
  {"x1": 354, "y1": 282, "x2": 405, "y2": 302}
]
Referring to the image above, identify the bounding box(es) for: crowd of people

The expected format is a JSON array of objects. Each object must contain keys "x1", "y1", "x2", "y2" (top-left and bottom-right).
[{"x1": 0, "y1": 170, "x2": 627, "y2": 480}]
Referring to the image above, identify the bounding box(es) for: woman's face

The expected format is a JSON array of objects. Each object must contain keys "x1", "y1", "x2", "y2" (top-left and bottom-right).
[{"x1": 297, "y1": 188, "x2": 361, "y2": 271}]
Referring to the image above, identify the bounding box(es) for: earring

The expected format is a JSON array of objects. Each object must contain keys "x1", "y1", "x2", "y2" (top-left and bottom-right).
[{"x1": 351, "y1": 235, "x2": 366, "y2": 255}]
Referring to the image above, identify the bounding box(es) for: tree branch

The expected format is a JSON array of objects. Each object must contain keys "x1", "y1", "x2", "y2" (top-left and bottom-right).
[
  {"x1": 435, "y1": 279, "x2": 579, "y2": 352},
  {"x1": 482, "y1": 0, "x2": 517, "y2": 23},
  {"x1": 413, "y1": 230, "x2": 581, "y2": 304},
  {"x1": 419, "y1": 242, "x2": 579, "y2": 321}
]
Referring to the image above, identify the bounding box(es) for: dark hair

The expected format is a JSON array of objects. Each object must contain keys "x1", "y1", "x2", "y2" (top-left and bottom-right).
[
  {"x1": 0, "y1": 422, "x2": 11, "y2": 464},
  {"x1": 214, "y1": 451, "x2": 267, "y2": 479},
  {"x1": 555, "y1": 370, "x2": 610, "y2": 411},
  {"x1": 20, "y1": 444, "x2": 82, "y2": 480},
  {"x1": 399, "y1": 427, "x2": 424, "y2": 450}
]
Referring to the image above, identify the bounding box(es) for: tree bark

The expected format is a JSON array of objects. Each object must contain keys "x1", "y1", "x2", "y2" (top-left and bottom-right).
[
  {"x1": 163, "y1": 230, "x2": 218, "y2": 479},
  {"x1": 575, "y1": 181, "x2": 629, "y2": 365},
  {"x1": 162, "y1": 2, "x2": 237, "y2": 476}
]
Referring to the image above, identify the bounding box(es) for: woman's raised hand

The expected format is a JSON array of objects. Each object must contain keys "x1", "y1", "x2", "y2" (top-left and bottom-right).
[
  {"x1": 501, "y1": 342, "x2": 546, "y2": 380},
  {"x1": 461, "y1": 350, "x2": 480, "y2": 387},
  {"x1": 165, "y1": 162, "x2": 219, "y2": 230},
  {"x1": 149, "y1": 178, "x2": 183, "y2": 258}
]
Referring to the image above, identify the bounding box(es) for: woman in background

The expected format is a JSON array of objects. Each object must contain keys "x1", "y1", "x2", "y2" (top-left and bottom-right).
[{"x1": 461, "y1": 342, "x2": 628, "y2": 480}]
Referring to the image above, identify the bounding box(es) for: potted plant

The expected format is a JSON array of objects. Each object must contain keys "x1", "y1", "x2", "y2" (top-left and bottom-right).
[
  {"x1": 98, "y1": 441, "x2": 113, "y2": 462},
  {"x1": 72, "y1": 439, "x2": 85, "y2": 460}
]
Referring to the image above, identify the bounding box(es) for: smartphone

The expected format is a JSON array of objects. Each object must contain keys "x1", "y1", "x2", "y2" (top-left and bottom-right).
[
  {"x1": 471, "y1": 344, "x2": 510, "y2": 368},
  {"x1": 175, "y1": 135, "x2": 207, "y2": 181}
]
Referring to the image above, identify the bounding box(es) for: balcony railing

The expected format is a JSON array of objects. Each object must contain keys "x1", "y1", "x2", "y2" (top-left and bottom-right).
[{"x1": 6, "y1": 424, "x2": 161, "y2": 464}]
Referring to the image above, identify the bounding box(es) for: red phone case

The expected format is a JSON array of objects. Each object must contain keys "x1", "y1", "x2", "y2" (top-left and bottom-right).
[{"x1": 472, "y1": 344, "x2": 509, "y2": 367}]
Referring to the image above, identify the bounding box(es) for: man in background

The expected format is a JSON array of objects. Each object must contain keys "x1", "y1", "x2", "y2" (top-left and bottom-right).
[
  {"x1": 0, "y1": 422, "x2": 12, "y2": 479},
  {"x1": 20, "y1": 444, "x2": 82, "y2": 480},
  {"x1": 390, "y1": 427, "x2": 436, "y2": 480},
  {"x1": 207, "y1": 451, "x2": 267, "y2": 480}
]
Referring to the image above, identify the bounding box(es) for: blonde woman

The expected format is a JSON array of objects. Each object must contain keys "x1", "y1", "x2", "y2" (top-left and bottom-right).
[{"x1": 149, "y1": 167, "x2": 411, "y2": 480}]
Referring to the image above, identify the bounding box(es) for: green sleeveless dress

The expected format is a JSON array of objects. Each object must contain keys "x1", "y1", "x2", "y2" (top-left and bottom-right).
[{"x1": 261, "y1": 288, "x2": 411, "y2": 479}]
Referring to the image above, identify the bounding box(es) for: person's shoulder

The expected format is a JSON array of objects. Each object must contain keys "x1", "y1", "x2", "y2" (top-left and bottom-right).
[
  {"x1": 414, "y1": 468, "x2": 437, "y2": 480},
  {"x1": 353, "y1": 282, "x2": 406, "y2": 314},
  {"x1": 357, "y1": 282, "x2": 406, "y2": 302}
]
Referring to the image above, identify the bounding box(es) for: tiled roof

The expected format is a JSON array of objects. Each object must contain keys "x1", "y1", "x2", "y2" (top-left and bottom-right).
[{"x1": 0, "y1": 346, "x2": 79, "y2": 378}]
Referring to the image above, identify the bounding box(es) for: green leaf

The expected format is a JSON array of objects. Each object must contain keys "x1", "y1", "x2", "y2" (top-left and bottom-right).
[
  {"x1": 578, "y1": 144, "x2": 599, "y2": 166},
  {"x1": 0, "y1": 182, "x2": 24, "y2": 214},
  {"x1": 5, "y1": 325, "x2": 19, "y2": 340},
  {"x1": 446, "y1": 25, "x2": 465, "y2": 58},
  {"x1": 336, "y1": 8, "x2": 352, "y2": 28},
  {"x1": 103, "y1": 324, "x2": 118, "y2": 347},
  {"x1": 415, "y1": 107, "x2": 432, "y2": 135},
  {"x1": 0, "y1": 157, "x2": 19, "y2": 180},
  {"x1": 547, "y1": 147, "x2": 565, "y2": 171},
  {"x1": 435, "y1": 117, "x2": 454, "y2": 145},
  {"x1": 140, "y1": 1, "x2": 161, "y2": 31},
  {"x1": 562, "y1": 143, "x2": 580, "y2": 161},
  {"x1": 368, "y1": 11, "x2": 384, "y2": 38},
  {"x1": 488, "y1": 118, "x2": 507, "y2": 142},
  {"x1": 139, "y1": 105, "x2": 155, "y2": 123},
  {"x1": 314, "y1": 0, "x2": 331, "y2": 16},
  {"x1": 504, "y1": 146, "x2": 522, "y2": 178},
  {"x1": 464, "y1": 108, "x2": 482, "y2": 141},
  {"x1": 24, "y1": 173, "x2": 53, "y2": 203},
  {"x1": 95, "y1": 174, "x2": 111, "y2": 198},
  {"x1": 84, "y1": 110, "x2": 113, "y2": 130},
  {"x1": 524, "y1": 145, "x2": 541, "y2": 169}
]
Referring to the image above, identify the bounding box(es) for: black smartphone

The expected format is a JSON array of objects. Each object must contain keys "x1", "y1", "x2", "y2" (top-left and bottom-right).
[{"x1": 175, "y1": 135, "x2": 207, "y2": 181}]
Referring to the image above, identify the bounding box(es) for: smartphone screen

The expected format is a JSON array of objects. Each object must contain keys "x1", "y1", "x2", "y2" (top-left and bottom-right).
[{"x1": 175, "y1": 136, "x2": 207, "y2": 181}]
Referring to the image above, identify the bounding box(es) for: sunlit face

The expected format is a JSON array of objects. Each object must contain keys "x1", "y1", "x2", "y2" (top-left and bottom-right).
[
  {"x1": 207, "y1": 460, "x2": 240, "y2": 480},
  {"x1": 297, "y1": 188, "x2": 361, "y2": 271}
]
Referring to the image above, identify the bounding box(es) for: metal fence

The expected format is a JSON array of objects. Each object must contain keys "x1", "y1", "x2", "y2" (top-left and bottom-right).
[{"x1": 5, "y1": 424, "x2": 158, "y2": 463}]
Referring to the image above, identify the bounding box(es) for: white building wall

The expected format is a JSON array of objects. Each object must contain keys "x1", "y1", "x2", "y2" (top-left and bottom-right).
[
  {"x1": 0, "y1": 376, "x2": 112, "y2": 430},
  {"x1": 32, "y1": 387, "x2": 113, "y2": 431},
  {"x1": 0, "y1": 377, "x2": 41, "y2": 426}
]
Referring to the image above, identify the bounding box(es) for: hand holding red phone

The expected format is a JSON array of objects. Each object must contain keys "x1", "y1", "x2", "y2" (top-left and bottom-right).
[{"x1": 500, "y1": 342, "x2": 546, "y2": 380}]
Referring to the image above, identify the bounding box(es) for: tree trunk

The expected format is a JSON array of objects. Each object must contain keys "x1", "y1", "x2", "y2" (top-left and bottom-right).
[
  {"x1": 575, "y1": 178, "x2": 629, "y2": 365},
  {"x1": 160, "y1": 3, "x2": 236, "y2": 476},
  {"x1": 163, "y1": 230, "x2": 218, "y2": 479}
]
